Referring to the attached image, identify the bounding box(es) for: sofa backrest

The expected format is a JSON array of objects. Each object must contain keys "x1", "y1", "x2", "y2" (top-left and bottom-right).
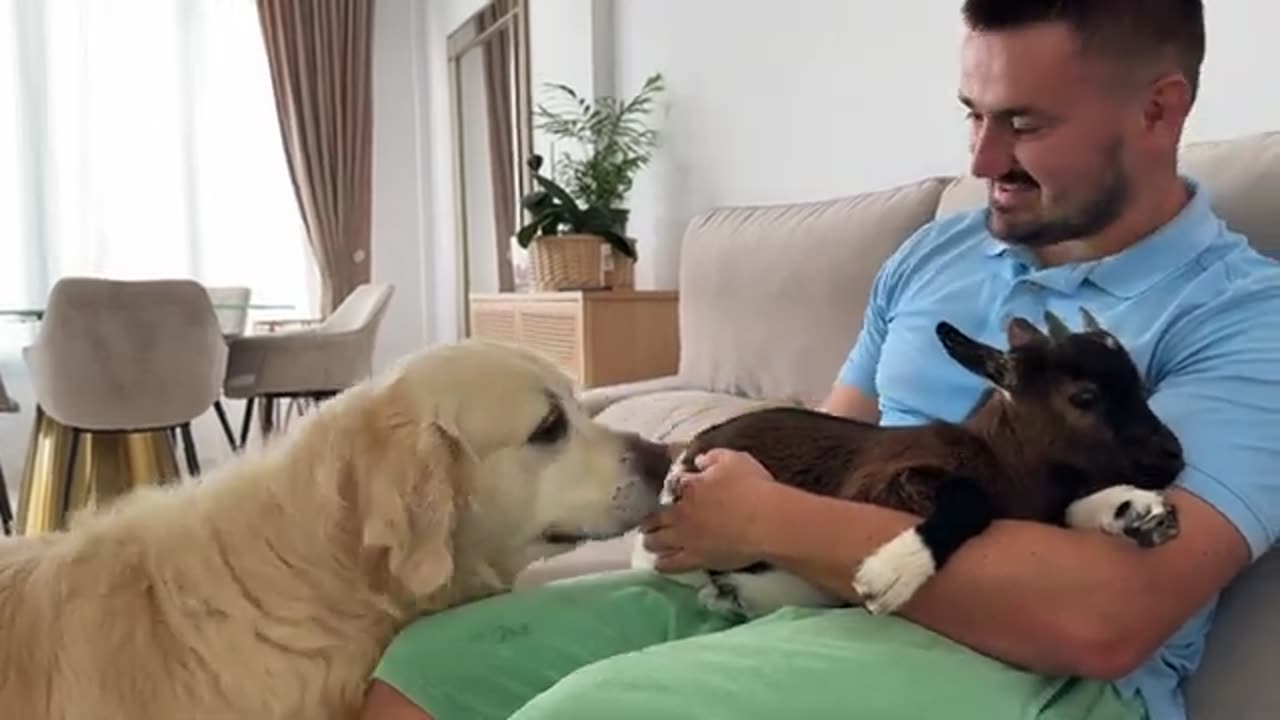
[{"x1": 674, "y1": 177, "x2": 950, "y2": 405}]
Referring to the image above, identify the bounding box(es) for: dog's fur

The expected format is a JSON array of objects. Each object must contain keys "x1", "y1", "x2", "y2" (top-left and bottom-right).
[{"x1": 0, "y1": 339, "x2": 670, "y2": 720}]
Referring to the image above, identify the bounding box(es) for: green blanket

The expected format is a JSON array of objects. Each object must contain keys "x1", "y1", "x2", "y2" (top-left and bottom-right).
[{"x1": 373, "y1": 569, "x2": 1145, "y2": 720}]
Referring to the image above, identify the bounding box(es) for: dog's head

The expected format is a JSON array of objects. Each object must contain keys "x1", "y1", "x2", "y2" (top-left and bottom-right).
[{"x1": 322, "y1": 339, "x2": 671, "y2": 603}]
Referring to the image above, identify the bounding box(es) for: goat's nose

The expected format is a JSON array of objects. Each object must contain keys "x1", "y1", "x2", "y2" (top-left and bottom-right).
[
  {"x1": 622, "y1": 433, "x2": 673, "y2": 492},
  {"x1": 1158, "y1": 432, "x2": 1183, "y2": 460}
]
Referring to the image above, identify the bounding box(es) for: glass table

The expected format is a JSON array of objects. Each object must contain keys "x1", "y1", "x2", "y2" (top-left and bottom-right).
[{"x1": 0, "y1": 303, "x2": 294, "y2": 321}]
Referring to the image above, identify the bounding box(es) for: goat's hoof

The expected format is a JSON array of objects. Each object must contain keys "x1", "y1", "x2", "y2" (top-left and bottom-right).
[
  {"x1": 1123, "y1": 501, "x2": 1180, "y2": 548},
  {"x1": 852, "y1": 529, "x2": 937, "y2": 615},
  {"x1": 658, "y1": 451, "x2": 689, "y2": 506},
  {"x1": 697, "y1": 578, "x2": 746, "y2": 618}
]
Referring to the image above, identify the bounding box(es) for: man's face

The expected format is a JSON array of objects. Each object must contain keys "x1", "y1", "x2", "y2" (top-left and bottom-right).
[{"x1": 960, "y1": 23, "x2": 1140, "y2": 247}]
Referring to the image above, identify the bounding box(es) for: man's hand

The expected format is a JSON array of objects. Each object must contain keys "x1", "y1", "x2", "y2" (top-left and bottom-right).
[{"x1": 639, "y1": 448, "x2": 791, "y2": 573}]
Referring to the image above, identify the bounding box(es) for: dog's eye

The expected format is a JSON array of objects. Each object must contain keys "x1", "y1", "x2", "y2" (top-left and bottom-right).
[{"x1": 528, "y1": 405, "x2": 568, "y2": 445}]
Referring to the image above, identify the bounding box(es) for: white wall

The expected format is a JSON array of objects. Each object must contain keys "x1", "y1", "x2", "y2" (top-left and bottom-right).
[
  {"x1": 370, "y1": 0, "x2": 1280, "y2": 351},
  {"x1": 370, "y1": 0, "x2": 436, "y2": 370},
  {"x1": 610, "y1": 0, "x2": 1280, "y2": 289}
]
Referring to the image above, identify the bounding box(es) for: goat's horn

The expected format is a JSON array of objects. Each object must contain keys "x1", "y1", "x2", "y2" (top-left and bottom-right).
[
  {"x1": 1044, "y1": 310, "x2": 1072, "y2": 341},
  {"x1": 1080, "y1": 306, "x2": 1102, "y2": 332}
]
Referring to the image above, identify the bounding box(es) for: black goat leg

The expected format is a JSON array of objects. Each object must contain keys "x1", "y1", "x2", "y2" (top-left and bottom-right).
[{"x1": 852, "y1": 474, "x2": 995, "y2": 615}]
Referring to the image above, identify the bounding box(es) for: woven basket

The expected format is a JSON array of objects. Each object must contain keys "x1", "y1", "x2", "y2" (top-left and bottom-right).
[
  {"x1": 528, "y1": 234, "x2": 607, "y2": 290},
  {"x1": 604, "y1": 247, "x2": 635, "y2": 290}
]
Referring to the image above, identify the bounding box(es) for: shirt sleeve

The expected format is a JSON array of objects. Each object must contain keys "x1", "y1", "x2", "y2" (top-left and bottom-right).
[
  {"x1": 836, "y1": 224, "x2": 927, "y2": 397},
  {"x1": 1148, "y1": 278, "x2": 1280, "y2": 561}
]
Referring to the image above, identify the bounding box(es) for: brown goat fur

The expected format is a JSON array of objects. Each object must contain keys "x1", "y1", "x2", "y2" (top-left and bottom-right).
[{"x1": 656, "y1": 308, "x2": 1186, "y2": 617}]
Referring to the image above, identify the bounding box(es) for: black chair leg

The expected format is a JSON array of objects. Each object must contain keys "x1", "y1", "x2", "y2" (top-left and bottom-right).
[
  {"x1": 62, "y1": 428, "x2": 81, "y2": 528},
  {"x1": 260, "y1": 396, "x2": 276, "y2": 440},
  {"x1": 178, "y1": 422, "x2": 200, "y2": 477},
  {"x1": 238, "y1": 396, "x2": 256, "y2": 449},
  {"x1": 213, "y1": 400, "x2": 237, "y2": 451},
  {"x1": 0, "y1": 463, "x2": 13, "y2": 536}
]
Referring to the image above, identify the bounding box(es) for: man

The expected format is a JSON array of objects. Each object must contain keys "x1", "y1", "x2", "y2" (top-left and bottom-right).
[{"x1": 362, "y1": 1, "x2": 1280, "y2": 718}]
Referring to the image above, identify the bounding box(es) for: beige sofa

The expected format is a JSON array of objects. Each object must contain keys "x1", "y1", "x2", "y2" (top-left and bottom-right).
[{"x1": 516, "y1": 130, "x2": 1280, "y2": 718}]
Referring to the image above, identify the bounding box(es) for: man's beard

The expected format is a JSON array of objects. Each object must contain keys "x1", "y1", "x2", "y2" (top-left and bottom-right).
[{"x1": 985, "y1": 142, "x2": 1130, "y2": 248}]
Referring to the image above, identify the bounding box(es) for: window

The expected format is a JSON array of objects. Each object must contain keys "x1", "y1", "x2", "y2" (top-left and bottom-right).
[{"x1": 0, "y1": 0, "x2": 318, "y2": 320}]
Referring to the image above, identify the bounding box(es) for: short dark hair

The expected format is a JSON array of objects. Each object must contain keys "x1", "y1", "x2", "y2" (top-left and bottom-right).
[{"x1": 961, "y1": 0, "x2": 1206, "y2": 103}]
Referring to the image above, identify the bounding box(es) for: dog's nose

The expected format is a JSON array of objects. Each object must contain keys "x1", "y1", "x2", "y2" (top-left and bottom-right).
[{"x1": 622, "y1": 433, "x2": 673, "y2": 492}]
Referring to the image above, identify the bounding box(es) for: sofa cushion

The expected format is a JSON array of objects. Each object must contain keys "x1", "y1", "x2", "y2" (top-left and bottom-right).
[
  {"x1": 933, "y1": 131, "x2": 1280, "y2": 259},
  {"x1": 1179, "y1": 130, "x2": 1280, "y2": 258},
  {"x1": 934, "y1": 175, "x2": 986, "y2": 219},
  {"x1": 593, "y1": 389, "x2": 791, "y2": 443},
  {"x1": 1184, "y1": 545, "x2": 1280, "y2": 719},
  {"x1": 674, "y1": 177, "x2": 951, "y2": 408}
]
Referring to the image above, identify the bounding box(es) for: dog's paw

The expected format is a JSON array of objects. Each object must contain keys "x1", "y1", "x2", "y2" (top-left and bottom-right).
[
  {"x1": 1066, "y1": 485, "x2": 1179, "y2": 547},
  {"x1": 851, "y1": 529, "x2": 936, "y2": 616}
]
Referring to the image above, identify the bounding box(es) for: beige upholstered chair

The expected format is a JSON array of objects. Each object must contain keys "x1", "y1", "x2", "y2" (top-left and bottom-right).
[
  {"x1": 204, "y1": 285, "x2": 252, "y2": 448},
  {"x1": 20, "y1": 277, "x2": 228, "y2": 531},
  {"x1": 0, "y1": 370, "x2": 17, "y2": 535},
  {"x1": 224, "y1": 282, "x2": 394, "y2": 446}
]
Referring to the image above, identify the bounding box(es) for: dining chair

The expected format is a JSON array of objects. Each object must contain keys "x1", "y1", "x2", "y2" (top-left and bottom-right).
[
  {"x1": 204, "y1": 285, "x2": 253, "y2": 450},
  {"x1": 20, "y1": 277, "x2": 228, "y2": 532},
  {"x1": 223, "y1": 283, "x2": 394, "y2": 447},
  {"x1": 0, "y1": 370, "x2": 17, "y2": 535}
]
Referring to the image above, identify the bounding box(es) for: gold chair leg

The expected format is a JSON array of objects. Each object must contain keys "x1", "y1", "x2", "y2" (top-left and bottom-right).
[{"x1": 16, "y1": 405, "x2": 182, "y2": 535}]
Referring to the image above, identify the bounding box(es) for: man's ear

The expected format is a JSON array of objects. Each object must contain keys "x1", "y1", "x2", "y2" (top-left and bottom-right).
[
  {"x1": 347, "y1": 406, "x2": 466, "y2": 601},
  {"x1": 936, "y1": 321, "x2": 1014, "y2": 390}
]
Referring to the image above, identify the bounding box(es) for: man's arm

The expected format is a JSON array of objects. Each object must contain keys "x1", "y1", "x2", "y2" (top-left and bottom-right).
[
  {"x1": 817, "y1": 382, "x2": 880, "y2": 422},
  {"x1": 757, "y1": 485, "x2": 1249, "y2": 679}
]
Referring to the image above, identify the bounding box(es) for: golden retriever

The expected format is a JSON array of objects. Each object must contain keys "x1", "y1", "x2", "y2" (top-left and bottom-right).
[{"x1": 0, "y1": 338, "x2": 670, "y2": 720}]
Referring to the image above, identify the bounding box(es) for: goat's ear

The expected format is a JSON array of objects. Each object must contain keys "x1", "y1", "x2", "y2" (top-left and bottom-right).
[
  {"x1": 936, "y1": 321, "x2": 1013, "y2": 388},
  {"x1": 1007, "y1": 316, "x2": 1047, "y2": 348}
]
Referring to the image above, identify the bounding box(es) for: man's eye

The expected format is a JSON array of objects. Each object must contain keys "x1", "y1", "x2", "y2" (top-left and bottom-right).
[{"x1": 1010, "y1": 117, "x2": 1040, "y2": 134}]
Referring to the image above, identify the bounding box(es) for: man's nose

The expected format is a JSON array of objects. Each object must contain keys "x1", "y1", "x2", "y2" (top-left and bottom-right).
[{"x1": 969, "y1": 123, "x2": 1016, "y2": 180}]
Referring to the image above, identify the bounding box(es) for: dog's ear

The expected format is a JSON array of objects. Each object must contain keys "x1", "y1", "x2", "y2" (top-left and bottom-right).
[{"x1": 343, "y1": 397, "x2": 466, "y2": 602}]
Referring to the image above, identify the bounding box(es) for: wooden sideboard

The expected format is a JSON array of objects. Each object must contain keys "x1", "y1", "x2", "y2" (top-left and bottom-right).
[{"x1": 468, "y1": 290, "x2": 679, "y2": 389}]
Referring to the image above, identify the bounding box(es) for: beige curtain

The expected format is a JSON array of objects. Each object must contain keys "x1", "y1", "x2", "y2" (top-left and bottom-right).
[
  {"x1": 479, "y1": 1, "x2": 516, "y2": 292},
  {"x1": 256, "y1": 0, "x2": 375, "y2": 315}
]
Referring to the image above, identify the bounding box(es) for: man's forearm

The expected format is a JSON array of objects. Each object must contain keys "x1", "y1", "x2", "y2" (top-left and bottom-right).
[{"x1": 756, "y1": 486, "x2": 1164, "y2": 679}]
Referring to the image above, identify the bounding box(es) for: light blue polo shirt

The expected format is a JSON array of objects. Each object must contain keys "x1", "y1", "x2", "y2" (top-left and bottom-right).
[{"x1": 837, "y1": 178, "x2": 1280, "y2": 720}]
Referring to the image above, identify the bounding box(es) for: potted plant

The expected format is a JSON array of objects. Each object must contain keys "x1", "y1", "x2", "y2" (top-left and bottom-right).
[{"x1": 515, "y1": 73, "x2": 665, "y2": 290}]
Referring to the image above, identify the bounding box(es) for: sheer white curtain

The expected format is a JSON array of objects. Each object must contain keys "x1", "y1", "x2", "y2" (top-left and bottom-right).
[
  {"x1": 0, "y1": 0, "x2": 318, "y2": 315},
  {"x1": 0, "y1": 0, "x2": 319, "y2": 486}
]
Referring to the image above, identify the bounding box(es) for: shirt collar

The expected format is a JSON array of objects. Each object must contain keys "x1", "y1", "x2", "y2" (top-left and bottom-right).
[{"x1": 981, "y1": 177, "x2": 1219, "y2": 298}]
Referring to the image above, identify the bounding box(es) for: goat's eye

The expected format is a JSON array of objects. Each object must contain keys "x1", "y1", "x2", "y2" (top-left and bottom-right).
[
  {"x1": 528, "y1": 405, "x2": 568, "y2": 445},
  {"x1": 1069, "y1": 389, "x2": 1099, "y2": 410}
]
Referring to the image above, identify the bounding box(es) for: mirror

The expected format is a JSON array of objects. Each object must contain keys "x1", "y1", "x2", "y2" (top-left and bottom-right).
[{"x1": 447, "y1": 0, "x2": 531, "y2": 337}]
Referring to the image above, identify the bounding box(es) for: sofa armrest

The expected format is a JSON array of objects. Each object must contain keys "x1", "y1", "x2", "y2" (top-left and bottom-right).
[{"x1": 578, "y1": 375, "x2": 692, "y2": 417}]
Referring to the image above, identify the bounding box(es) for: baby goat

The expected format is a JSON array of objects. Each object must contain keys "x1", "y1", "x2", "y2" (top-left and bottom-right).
[{"x1": 636, "y1": 308, "x2": 1186, "y2": 618}]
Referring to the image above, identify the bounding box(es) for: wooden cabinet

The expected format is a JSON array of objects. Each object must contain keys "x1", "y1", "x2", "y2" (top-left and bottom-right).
[{"x1": 468, "y1": 290, "x2": 679, "y2": 389}]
